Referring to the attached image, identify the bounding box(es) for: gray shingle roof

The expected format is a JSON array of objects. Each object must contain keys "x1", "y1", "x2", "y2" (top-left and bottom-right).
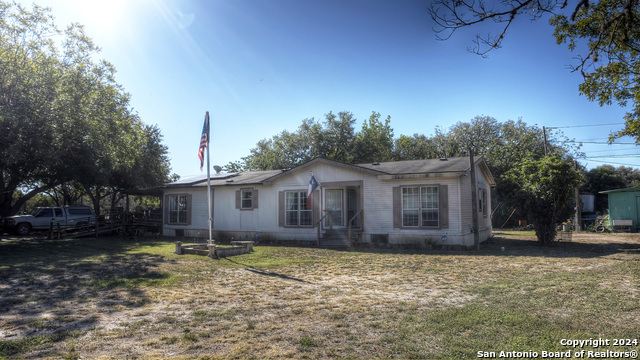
[
  {"x1": 166, "y1": 156, "x2": 488, "y2": 188},
  {"x1": 356, "y1": 157, "x2": 474, "y2": 174},
  {"x1": 166, "y1": 170, "x2": 283, "y2": 188}
]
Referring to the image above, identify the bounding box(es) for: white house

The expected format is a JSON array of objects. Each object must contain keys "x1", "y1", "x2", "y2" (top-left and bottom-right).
[{"x1": 162, "y1": 157, "x2": 495, "y2": 248}]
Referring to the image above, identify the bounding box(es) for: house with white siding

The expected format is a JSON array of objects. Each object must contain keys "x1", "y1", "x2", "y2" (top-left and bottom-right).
[{"x1": 162, "y1": 157, "x2": 495, "y2": 248}]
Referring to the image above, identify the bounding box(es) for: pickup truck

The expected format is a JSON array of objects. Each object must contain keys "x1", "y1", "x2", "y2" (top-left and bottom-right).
[{"x1": 3, "y1": 206, "x2": 96, "y2": 236}]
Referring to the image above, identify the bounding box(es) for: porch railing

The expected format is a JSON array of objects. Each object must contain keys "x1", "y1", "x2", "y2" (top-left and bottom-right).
[
  {"x1": 316, "y1": 210, "x2": 333, "y2": 246},
  {"x1": 347, "y1": 209, "x2": 363, "y2": 247}
]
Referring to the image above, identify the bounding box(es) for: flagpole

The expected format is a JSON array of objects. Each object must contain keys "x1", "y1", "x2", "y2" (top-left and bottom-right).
[{"x1": 206, "y1": 112, "x2": 213, "y2": 244}]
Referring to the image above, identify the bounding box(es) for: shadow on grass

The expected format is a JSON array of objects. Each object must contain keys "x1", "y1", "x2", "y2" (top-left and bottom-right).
[
  {"x1": 485, "y1": 232, "x2": 640, "y2": 259},
  {"x1": 223, "y1": 257, "x2": 311, "y2": 283},
  {"x1": 0, "y1": 236, "x2": 177, "y2": 343},
  {"x1": 327, "y1": 232, "x2": 640, "y2": 259}
]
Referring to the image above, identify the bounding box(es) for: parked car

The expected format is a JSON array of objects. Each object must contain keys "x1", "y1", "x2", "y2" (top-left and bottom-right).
[{"x1": 3, "y1": 206, "x2": 96, "y2": 236}]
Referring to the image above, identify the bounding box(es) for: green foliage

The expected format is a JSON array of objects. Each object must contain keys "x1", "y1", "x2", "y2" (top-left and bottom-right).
[
  {"x1": 393, "y1": 133, "x2": 440, "y2": 160},
  {"x1": 352, "y1": 112, "x2": 394, "y2": 163},
  {"x1": 550, "y1": 0, "x2": 640, "y2": 141},
  {"x1": 430, "y1": 0, "x2": 640, "y2": 143},
  {"x1": 580, "y1": 164, "x2": 640, "y2": 213},
  {"x1": 298, "y1": 335, "x2": 318, "y2": 347},
  {"x1": 0, "y1": 1, "x2": 171, "y2": 216},
  {"x1": 238, "y1": 111, "x2": 378, "y2": 171},
  {"x1": 503, "y1": 154, "x2": 583, "y2": 246}
]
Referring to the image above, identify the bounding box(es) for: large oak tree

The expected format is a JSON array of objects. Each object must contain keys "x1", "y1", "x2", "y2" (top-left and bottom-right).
[{"x1": 0, "y1": 2, "x2": 170, "y2": 216}]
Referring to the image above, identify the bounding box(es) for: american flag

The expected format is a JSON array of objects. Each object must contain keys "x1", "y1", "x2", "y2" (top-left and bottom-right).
[{"x1": 198, "y1": 112, "x2": 209, "y2": 171}]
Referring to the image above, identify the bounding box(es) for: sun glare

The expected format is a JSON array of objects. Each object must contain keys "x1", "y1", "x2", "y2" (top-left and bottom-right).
[{"x1": 67, "y1": 0, "x2": 129, "y2": 30}]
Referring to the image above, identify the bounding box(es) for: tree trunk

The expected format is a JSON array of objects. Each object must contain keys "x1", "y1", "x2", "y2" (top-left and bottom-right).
[{"x1": 534, "y1": 221, "x2": 557, "y2": 246}]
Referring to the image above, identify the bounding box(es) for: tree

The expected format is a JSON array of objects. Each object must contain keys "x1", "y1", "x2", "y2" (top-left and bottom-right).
[
  {"x1": 321, "y1": 111, "x2": 357, "y2": 163},
  {"x1": 419, "y1": 116, "x2": 582, "y2": 227},
  {"x1": 503, "y1": 154, "x2": 583, "y2": 246},
  {"x1": 0, "y1": 2, "x2": 65, "y2": 216},
  {"x1": 353, "y1": 112, "x2": 394, "y2": 164},
  {"x1": 393, "y1": 133, "x2": 441, "y2": 160},
  {"x1": 581, "y1": 164, "x2": 638, "y2": 212},
  {"x1": 429, "y1": 0, "x2": 640, "y2": 143},
  {"x1": 240, "y1": 112, "x2": 358, "y2": 171},
  {"x1": 0, "y1": 1, "x2": 171, "y2": 216}
]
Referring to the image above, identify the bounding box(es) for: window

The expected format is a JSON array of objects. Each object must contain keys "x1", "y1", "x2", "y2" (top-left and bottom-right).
[
  {"x1": 67, "y1": 207, "x2": 92, "y2": 215},
  {"x1": 421, "y1": 186, "x2": 439, "y2": 227},
  {"x1": 285, "y1": 191, "x2": 312, "y2": 226},
  {"x1": 236, "y1": 189, "x2": 258, "y2": 210},
  {"x1": 168, "y1": 194, "x2": 188, "y2": 224},
  {"x1": 241, "y1": 189, "x2": 253, "y2": 209},
  {"x1": 35, "y1": 208, "x2": 53, "y2": 218},
  {"x1": 402, "y1": 186, "x2": 439, "y2": 227},
  {"x1": 479, "y1": 188, "x2": 488, "y2": 218}
]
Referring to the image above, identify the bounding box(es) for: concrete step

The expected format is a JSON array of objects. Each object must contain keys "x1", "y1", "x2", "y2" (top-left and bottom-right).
[
  {"x1": 319, "y1": 238, "x2": 350, "y2": 248},
  {"x1": 319, "y1": 229, "x2": 361, "y2": 248},
  {"x1": 323, "y1": 229, "x2": 349, "y2": 240}
]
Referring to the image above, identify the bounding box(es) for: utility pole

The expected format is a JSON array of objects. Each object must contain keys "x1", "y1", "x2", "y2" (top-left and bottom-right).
[
  {"x1": 469, "y1": 148, "x2": 480, "y2": 250},
  {"x1": 543, "y1": 126, "x2": 548, "y2": 156},
  {"x1": 574, "y1": 161, "x2": 581, "y2": 233},
  {"x1": 575, "y1": 187, "x2": 581, "y2": 233}
]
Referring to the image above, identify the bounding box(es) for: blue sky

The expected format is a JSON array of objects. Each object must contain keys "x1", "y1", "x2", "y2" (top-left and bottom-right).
[{"x1": 18, "y1": 0, "x2": 639, "y2": 178}]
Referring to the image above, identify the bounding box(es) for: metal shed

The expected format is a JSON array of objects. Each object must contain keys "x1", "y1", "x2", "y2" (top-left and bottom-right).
[{"x1": 599, "y1": 187, "x2": 640, "y2": 232}]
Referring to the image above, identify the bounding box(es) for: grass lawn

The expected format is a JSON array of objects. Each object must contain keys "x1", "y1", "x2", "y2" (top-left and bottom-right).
[{"x1": 0, "y1": 231, "x2": 639, "y2": 359}]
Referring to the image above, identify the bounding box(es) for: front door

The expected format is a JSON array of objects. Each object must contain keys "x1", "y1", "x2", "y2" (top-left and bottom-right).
[{"x1": 325, "y1": 189, "x2": 344, "y2": 227}]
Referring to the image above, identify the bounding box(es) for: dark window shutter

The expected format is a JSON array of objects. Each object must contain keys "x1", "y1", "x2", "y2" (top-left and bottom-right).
[
  {"x1": 186, "y1": 194, "x2": 193, "y2": 225},
  {"x1": 235, "y1": 190, "x2": 241, "y2": 209},
  {"x1": 313, "y1": 190, "x2": 320, "y2": 225},
  {"x1": 253, "y1": 189, "x2": 258, "y2": 209},
  {"x1": 278, "y1": 191, "x2": 285, "y2": 227},
  {"x1": 392, "y1": 187, "x2": 401, "y2": 228},
  {"x1": 440, "y1": 185, "x2": 449, "y2": 229}
]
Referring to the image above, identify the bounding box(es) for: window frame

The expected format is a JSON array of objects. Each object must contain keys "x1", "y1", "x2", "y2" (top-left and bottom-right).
[
  {"x1": 400, "y1": 185, "x2": 441, "y2": 229},
  {"x1": 283, "y1": 190, "x2": 313, "y2": 228},
  {"x1": 167, "y1": 194, "x2": 190, "y2": 225},
  {"x1": 241, "y1": 189, "x2": 253, "y2": 210},
  {"x1": 479, "y1": 188, "x2": 488, "y2": 218}
]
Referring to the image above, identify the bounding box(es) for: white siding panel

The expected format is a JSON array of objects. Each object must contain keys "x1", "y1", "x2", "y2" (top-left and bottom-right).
[{"x1": 213, "y1": 185, "x2": 277, "y2": 232}]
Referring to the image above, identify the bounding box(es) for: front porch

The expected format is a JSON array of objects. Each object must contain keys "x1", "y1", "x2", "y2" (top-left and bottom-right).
[{"x1": 316, "y1": 183, "x2": 363, "y2": 248}]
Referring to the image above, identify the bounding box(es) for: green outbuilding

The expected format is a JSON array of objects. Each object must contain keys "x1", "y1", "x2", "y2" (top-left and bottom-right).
[{"x1": 599, "y1": 187, "x2": 640, "y2": 232}]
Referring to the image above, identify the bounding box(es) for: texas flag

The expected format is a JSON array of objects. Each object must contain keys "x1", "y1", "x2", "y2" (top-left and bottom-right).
[{"x1": 306, "y1": 173, "x2": 318, "y2": 209}]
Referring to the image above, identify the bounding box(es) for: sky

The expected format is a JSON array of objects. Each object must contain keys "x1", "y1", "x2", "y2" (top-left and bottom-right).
[{"x1": 15, "y1": 0, "x2": 640, "y2": 178}]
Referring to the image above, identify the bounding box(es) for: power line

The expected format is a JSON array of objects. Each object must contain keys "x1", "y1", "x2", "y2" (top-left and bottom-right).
[
  {"x1": 585, "y1": 148, "x2": 640, "y2": 154},
  {"x1": 568, "y1": 141, "x2": 637, "y2": 144},
  {"x1": 583, "y1": 155, "x2": 640, "y2": 159},
  {"x1": 581, "y1": 159, "x2": 640, "y2": 167},
  {"x1": 547, "y1": 123, "x2": 624, "y2": 129}
]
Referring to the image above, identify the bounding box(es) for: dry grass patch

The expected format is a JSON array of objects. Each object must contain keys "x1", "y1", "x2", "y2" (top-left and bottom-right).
[{"x1": 0, "y1": 232, "x2": 639, "y2": 359}]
